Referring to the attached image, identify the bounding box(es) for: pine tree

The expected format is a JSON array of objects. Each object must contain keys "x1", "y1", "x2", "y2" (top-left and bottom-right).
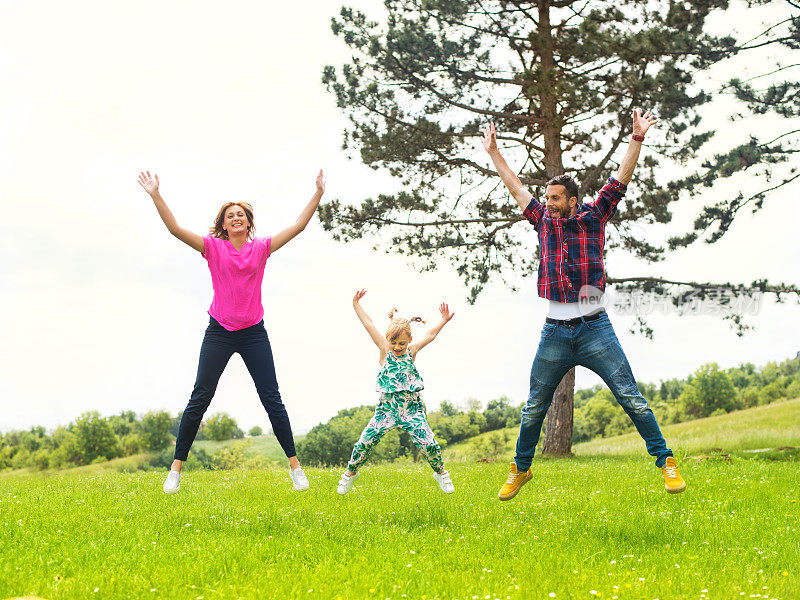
[{"x1": 320, "y1": 0, "x2": 796, "y2": 453}]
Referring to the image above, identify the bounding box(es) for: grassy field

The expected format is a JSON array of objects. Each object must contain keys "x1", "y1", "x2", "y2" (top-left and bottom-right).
[
  {"x1": 1, "y1": 457, "x2": 798, "y2": 599},
  {"x1": 2, "y1": 402, "x2": 798, "y2": 600}
]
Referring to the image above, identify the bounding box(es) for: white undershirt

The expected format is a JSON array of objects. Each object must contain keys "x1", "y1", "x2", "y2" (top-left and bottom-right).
[{"x1": 547, "y1": 300, "x2": 584, "y2": 320}]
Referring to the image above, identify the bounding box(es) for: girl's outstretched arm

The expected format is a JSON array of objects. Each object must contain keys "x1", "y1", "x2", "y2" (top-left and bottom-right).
[
  {"x1": 353, "y1": 290, "x2": 390, "y2": 356},
  {"x1": 271, "y1": 169, "x2": 325, "y2": 253},
  {"x1": 409, "y1": 303, "x2": 454, "y2": 360},
  {"x1": 138, "y1": 171, "x2": 205, "y2": 253}
]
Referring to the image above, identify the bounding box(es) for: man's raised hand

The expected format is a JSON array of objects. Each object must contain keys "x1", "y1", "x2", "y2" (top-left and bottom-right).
[{"x1": 632, "y1": 109, "x2": 658, "y2": 138}]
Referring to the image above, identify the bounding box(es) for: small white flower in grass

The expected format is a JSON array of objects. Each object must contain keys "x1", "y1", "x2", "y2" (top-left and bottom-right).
[
  {"x1": 93, "y1": 589, "x2": 99, "y2": 593},
  {"x1": 549, "y1": 593, "x2": 556, "y2": 598},
  {"x1": 639, "y1": 578, "x2": 645, "y2": 581},
  {"x1": 610, "y1": 561, "x2": 616, "y2": 564},
  {"x1": 590, "y1": 592, "x2": 597, "y2": 596}
]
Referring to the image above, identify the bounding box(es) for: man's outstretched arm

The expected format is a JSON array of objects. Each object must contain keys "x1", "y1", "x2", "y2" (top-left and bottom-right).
[
  {"x1": 482, "y1": 122, "x2": 534, "y2": 211},
  {"x1": 615, "y1": 109, "x2": 658, "y2": 185}
]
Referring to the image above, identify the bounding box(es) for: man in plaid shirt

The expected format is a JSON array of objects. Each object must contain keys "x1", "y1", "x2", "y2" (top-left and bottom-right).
[{"x1": 483, "y1": 109, "x2": 685, "y2": 500}]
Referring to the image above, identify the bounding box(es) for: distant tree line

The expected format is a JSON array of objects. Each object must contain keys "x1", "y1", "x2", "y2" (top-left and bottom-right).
[
  {"x1": 0, "y1": 410, "x2": 253, "y2": 472},
  {"x1": 297, "y1": 397, "x2": 527, "y2": 467},
  {"x1": 572, "y1": 354, "x2": 800, "y2": 443},
  {"x1": 4, "y1": 353, "x2": 798, "y2": 471},
  {"x1": 301, "y1": 353, "x2": 800, "y2": 465}
]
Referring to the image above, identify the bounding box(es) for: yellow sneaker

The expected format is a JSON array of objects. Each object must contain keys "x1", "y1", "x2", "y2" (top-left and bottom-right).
[
  {"x1": 498, "y1": 462, "x2": 533, "y2": 501},
  {"x1": 661, "y1": 457, "x2": 686, "y2": 494}
]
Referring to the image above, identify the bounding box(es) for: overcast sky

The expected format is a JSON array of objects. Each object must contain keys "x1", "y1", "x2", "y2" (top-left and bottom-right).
[{"x1": 1, "y1": 0, "x2": 797, "y2": 435}]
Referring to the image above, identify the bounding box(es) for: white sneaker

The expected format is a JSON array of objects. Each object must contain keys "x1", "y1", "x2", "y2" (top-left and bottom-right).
[
  {"x1": 433, "y1": 470, "x2": 455, "y2": 494},
  {"x1": 337, "y1": 471, "x2": 359, "y2": 495},
  {"x1": 289, "y1": 467, "x2": 309, "y2": 491},
  {"x1": 163, "y1": 470, "x2": 180, "y2": 494}
]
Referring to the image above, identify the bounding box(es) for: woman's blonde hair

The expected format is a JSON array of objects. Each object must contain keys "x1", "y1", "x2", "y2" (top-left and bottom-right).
[
  {"x1": 210, "y1": 202, "x2": 256, "y2": 240},
  {"x1": 385, "y1": 308, "x2": 425, "y2": 341}
]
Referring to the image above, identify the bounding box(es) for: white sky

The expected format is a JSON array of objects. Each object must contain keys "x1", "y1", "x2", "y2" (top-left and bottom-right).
[{"x1": 1, "y1": 0, "x2": 797, "y2": 435}]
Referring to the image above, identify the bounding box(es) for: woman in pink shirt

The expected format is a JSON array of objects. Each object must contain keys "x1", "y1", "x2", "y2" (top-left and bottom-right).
[{"x1": 138, "y1": 170, "x2": 325, "y2": 494}]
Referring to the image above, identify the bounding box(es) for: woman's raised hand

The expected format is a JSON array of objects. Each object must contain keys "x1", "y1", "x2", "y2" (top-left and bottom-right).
[
  {"x1": 137, "y1": 171, "x2": 159, "y2": 195},
  {"x1": 439, "y1": 302, "x2": 454, "y2": 322},
  {"x1": 353, "y1": 289, "x2": 367, "y2": 304},
  {"x1": 316, "y1": 169, "x2": 326, "y2": 195},
  {"x1": 482, "y1": 122, "x2": 498, "y2": 154}
]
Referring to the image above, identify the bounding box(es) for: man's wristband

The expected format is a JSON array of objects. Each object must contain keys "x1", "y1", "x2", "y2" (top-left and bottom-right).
[{"x1": 632, "y1": 134, "x2": 645, "y2": 142}]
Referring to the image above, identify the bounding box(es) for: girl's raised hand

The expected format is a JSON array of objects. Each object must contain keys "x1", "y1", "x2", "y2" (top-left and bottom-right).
[
  {"x1": 137, "y1": 171, "x2": 159, "y2": 195},
  {"x1": 353, "y1": 289, "x2": 367, "y2": 304},
  {"x1": 439, "y1": 302, "x2": 454, "y2": 322},
  {"x1": 482, "y1": 122, "x2": 498, "y2": 153},
  {"x1": 316, "y1": 169, "x2": 326, "y2": 195}
]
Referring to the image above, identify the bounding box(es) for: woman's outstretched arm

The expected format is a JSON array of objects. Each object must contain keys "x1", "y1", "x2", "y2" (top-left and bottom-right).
[
  {"x1": 409, "y1": 303, "x2": 454, "y2": 359},
  {"x1": 271, "y1": 169, "x2": 325, "y2": 253},
  {"x1": 138, "y1": 171, "x2": 205, "y2": 253}
]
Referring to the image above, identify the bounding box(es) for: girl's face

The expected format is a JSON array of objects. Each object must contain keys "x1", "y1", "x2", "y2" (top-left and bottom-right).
[
  {"x1": 223, "y1": 205, "x2": 250, "y2": 236},
  {"x1": 387, "y1": 332, "x2": 411, "y2": 356}
]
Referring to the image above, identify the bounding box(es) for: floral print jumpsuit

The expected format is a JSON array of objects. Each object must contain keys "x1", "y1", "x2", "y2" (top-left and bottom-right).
[{"x1": 347, "y1": 351, "x2": 445, "y2": 473}]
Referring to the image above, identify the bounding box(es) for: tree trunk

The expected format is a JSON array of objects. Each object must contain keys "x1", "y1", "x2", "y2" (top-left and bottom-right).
[
  {"x1": 541, "y1": 368, "x2": 575, "y2": 455},
  {"x1": 536, "y1": 0, "x2": 572, "y2": 454},
  {"x1": 537, "y1": 0, "x2": 564, "y2": 177}
]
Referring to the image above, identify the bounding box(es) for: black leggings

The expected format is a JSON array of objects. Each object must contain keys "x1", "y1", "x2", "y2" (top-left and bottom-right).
[{"x1": 173, "y1": 317, "x2": 296, "y2": 461}]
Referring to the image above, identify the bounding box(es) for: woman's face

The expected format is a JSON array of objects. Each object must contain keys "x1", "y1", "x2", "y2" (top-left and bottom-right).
[{"x1": 223, "y1": 205, "x2": 250, "y2": 236}]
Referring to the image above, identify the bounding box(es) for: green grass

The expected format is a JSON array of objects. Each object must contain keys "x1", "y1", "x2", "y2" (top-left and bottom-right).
[
  {"x1": 2, "y1": 401, "x2": 798, "y2": 599},
  {"x1": 0, "y1": 454, "x2": 152, "y2": 481},
  {"x1": 445, "y1": 398, "x2": 800, "y2": 463},
  {"x1": 193, "y1": 435, "x2": 305, "y2": 464},
  {"x1": 1, "y1": 459, "x2": 798, "y2": 600}
]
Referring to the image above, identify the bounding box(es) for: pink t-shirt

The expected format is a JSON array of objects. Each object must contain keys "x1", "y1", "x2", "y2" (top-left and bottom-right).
[{"x1": 202, "y1": 235, "x2": 272, "y2": 331}]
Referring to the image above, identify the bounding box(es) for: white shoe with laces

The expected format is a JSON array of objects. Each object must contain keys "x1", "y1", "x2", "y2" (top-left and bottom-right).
[
  {"x1": 289, "y1": 467, "x2": 309, "y2": 491},
  {"x1": 433, "y1": 470, "x2": 455, "y2": 494},
  {"x1": 337, "y1": 471, "x2": 359, "y2": 495},
  {"x1": 163, "y1": 470, "x2": 180, "y2": 494}
]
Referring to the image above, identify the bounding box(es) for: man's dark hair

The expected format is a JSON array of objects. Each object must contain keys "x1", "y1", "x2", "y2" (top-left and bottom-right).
[{"x1": 546, "y1": 174, "x2": 580, "y2": 203}]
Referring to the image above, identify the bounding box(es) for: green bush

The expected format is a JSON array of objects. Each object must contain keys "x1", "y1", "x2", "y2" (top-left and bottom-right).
[
  {"x1": 122, "y1": 433, "x2": 145, "y2": 456},
  {"x1": 680, "y1": 364, "x2": 738, "y2": 419},
  {"x1": 205, "y1": 413, "x2": 244, "y2": 442},
  {"x1": 139, "y1": 411, "x2": 173, "y2": 450},
  {"x1": 33, "y1": 449, "x2": 51, "y2": 470}
]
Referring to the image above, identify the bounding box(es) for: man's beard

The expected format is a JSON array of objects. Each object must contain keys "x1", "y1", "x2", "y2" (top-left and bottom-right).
[{"x1": 548, "y1": 206, "x2": 571, "y2": 218}]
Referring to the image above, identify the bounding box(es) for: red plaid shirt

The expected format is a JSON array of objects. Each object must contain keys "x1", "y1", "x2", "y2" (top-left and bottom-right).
[{"x1": 523, "y1": 177, "x2": 627, "y2": 302}]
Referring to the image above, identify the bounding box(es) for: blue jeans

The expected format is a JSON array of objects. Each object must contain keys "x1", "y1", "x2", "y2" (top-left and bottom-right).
[
  {"x1": 174, "y1": 317, "x2": 296, "y2": 461},
  {"x1": 515, "y1": 312, "x2": 672, "y2": 470}
]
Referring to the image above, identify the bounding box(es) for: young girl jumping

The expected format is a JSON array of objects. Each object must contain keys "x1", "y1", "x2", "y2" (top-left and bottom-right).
[
  {"x1": 337, "y1": 289, "x2": 455, "y2": 495},
  {"x1": 137, "y1": 169, "x2": 324, "y2": 494}
]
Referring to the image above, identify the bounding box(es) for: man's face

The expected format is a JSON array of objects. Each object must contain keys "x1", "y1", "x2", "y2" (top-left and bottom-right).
[{"x1": 544, "y1": 184, "x2": 578, "y2": 219}]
